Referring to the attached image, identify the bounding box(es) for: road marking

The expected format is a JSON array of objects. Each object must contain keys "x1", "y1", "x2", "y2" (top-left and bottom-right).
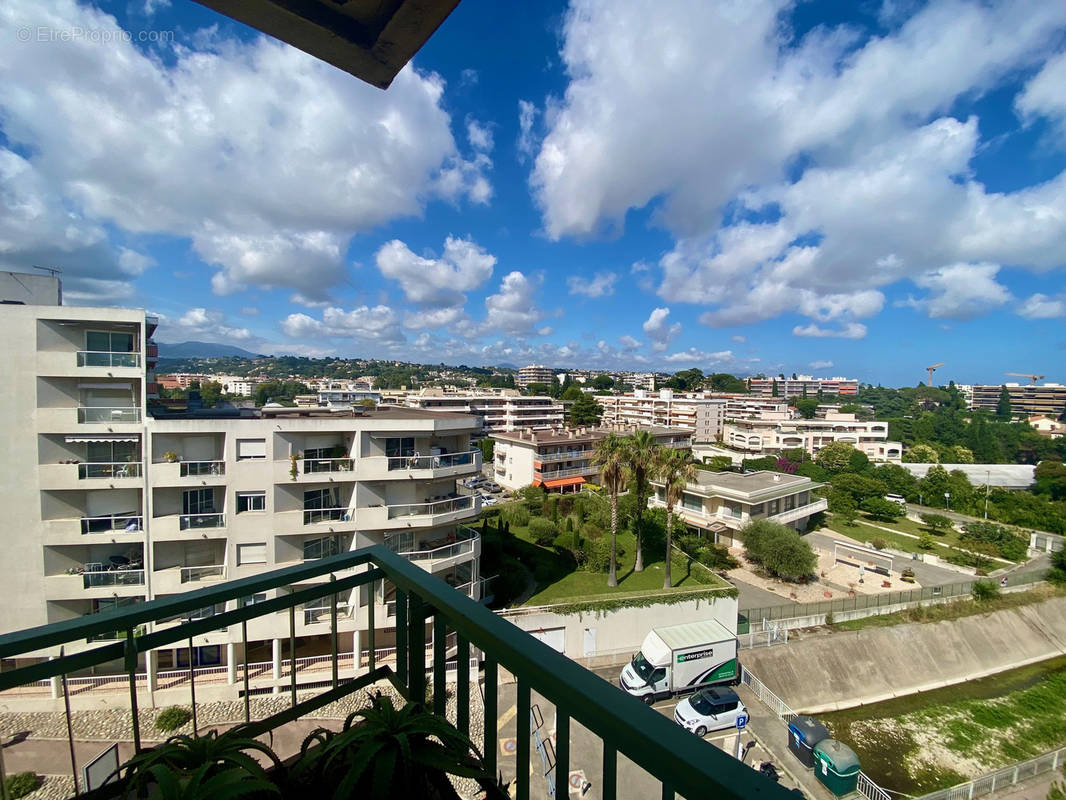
[
  {"x1": 498, "y1": 703, "x2": 518, "y2": 727},
  {"x1": 568, "y1": 770, "x2": 588, "y2": 794},
  {"x1": 500, "y1": 737, "x2": 517, "y2": 756}
]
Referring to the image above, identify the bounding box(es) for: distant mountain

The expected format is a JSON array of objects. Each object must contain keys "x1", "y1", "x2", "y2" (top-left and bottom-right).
[{"x1": 157, "y1": 341, "x2": 265, "y2": 359}]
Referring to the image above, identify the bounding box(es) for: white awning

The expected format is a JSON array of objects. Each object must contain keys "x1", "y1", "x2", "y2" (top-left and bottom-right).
[
  {"x1": 65, "y1": 435, "x2": 140, "y2": 443},
  {"x1": 77, "y1": 382, "x2": 134, "y2": 390}
]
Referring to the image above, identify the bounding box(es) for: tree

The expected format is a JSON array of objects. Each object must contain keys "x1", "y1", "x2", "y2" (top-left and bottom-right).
[
  {"x1": 740, "y1": 520, "x2": 816, "y2": 580},
  {"x1": 567, "y1": 394, "x2": 603, "y2": 427},
  {"x1": 947, "y1": 445, "x2": 975, "y2": 464},
  {"x1": 478, "y1": 438, "x2": 494, "y2": 463},
  {"x1": 198, "y1": 380, "x2": 224, "y2": 408},
  {"x1": 1034, "y1": 460, "x2": 1066, "y2": 501},
  {"x1": 826, "y1": 490, "x2": 857, "y2": 525},
  {"x1": 920, "y1": 513, "x2": 953, "y2": 534},
  {"x1": 705, "y1": 455, "x2": 733, "y2": 472},
  {"x1": 561, "y1": 385, "x2": 585, "y2": 402},
  {"x1": 526, "y1": 382, "x2": 550, "y2": 396},
  {"x1": 624, "y1": 430, "x2": 661, "y2": 572},
  {"x1": 592, "y1": 374, "x2": 615, "y2": 391},
  {"x1": 830, "y1": 473, "x2": 888, "y2": 503},
  {"x1": 591, "y1": 433, "x2": 627, "y2": 587},
  {"x1": 997, "y1": 386, "x2": 1013, "y2": 421},
  {"x1": 654, "y1": 448, "x2": 697, "y2": 588},
  {"x1": 771, "y1": 379, "x2": 779, "y2": 397},
  {"x1": 815, "y1": 442, "x2": 861, "y2": 473},
  {"x1": 795, "y1": 398, "x2": 818, "y2": 419},
  {"x1": 903, "y1": 443, "x2": 940, "y2": 463},
  {"x1": 860, "y1": 497, "x2": 903, "y2": 522}
]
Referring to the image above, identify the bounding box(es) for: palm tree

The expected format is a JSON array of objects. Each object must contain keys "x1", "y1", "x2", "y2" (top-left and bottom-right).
[
  {"x1": 592, "y1": 433, "x2": 627, "y2": 587},
  {"x1": 624, "y1": 430, "x2": 661, "y2": 572},
  {"x1": 655, "y1": 448, "x2": 697, "y2": 589}
]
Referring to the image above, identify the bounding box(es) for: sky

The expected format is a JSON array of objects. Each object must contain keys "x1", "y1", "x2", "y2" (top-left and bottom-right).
[{"x1": 1, "y1": 0, "x2": 1065, "y2": 386}]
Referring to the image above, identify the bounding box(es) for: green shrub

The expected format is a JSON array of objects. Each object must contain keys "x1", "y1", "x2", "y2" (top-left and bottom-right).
[
  {"x1": 1048, "y1": 549, "x2": 1066, "y2": 586},
  {"x1": 518, "y1": 485, "x2": 544, "y2": 514},
  {"x1": 528, "y1": 517, "x2": 557, "y2": 547},
  {"x1": 972, "y1": 580, "x2": 1000, "y2": 602},
  {"x1": 4, "y1": 772, "x2": 39, "y2": 800},
  {"x1": 584, "y1": 536, "x2": 620, "y2": 572},
  {"x1": 580, "y1": 522, "x2": 604, "y2": 540},
  {"x1": 920, "y1": 512, "x2": 953, "y2": 534},
  {"x1": 860, "y1": 496, "x2": 903, "y2": 522},
  {"x1": 697, "y1": 544, "x2": 738, "y2": 571},
  {"x1": 480, "y1": 507, "x2": 501, "y2": 518},
  {"x1": 918, "y1": 532, "x2": 935, "y2": 550},
  {"x1": 504, "y1": 504, "x2": 530, "y2": 527},
  {"x1": 871, "y1": 537, "x2": 887, "y2": 551},
  {"x1": 489, "y1": 560, "x2": 527, "y2": 607},
  {"x1": 155, "y1": 705, "x2": 192, "y2": 732},
  {"x1": 960, "y1": 521, "x2": 1027, "y2": 561}
]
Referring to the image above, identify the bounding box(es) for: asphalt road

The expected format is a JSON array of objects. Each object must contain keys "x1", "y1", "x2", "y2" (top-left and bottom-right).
[{"x1": 804, "y1": 529, "x2": 969, "y2": 587}]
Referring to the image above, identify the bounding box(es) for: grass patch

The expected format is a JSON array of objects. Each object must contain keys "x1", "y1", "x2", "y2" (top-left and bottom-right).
[
  {"x1": 831, "y1": 584, "x2": 1064, "y2": 631},
  {"x1": 839, "y1": 518, "x2": 957, "y2": 559}
]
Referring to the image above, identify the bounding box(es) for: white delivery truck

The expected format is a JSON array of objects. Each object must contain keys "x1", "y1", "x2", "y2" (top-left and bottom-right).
[{"x1": 618, "y1": 619, "x2": 739, "y2": 705}]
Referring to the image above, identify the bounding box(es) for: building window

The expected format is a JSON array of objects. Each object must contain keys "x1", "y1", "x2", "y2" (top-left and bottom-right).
[
  {"x1": 681, "y1": 492, "x2": 702, "y2": 512},
  {"x1": 182, "y1": 488, "x2": 215, "y2": 515},
  {"x1": 86, "y1": 330, "x2": 134, "y2": 353},
  {"x1": 303, "y1": 535, "x2": 349, "y2": 560},
  {"x1": 767, "y1": 499, "x2": 779, "y2": 515},
  {"x1": 236, "y1": 438, "x2": 266, "y2": 460},
  {"x1": 236, "y1": 491, "x2": 265, "y2": 513},
  {"x1": 237, "y1": 543, "x2": 266, "y2": 565},
  {"x1": 239, "y1": 593, "x2": 267, "y2": 607},
  {"x1": 385, "y1": 437, "x2": 414, "y2": 459}
]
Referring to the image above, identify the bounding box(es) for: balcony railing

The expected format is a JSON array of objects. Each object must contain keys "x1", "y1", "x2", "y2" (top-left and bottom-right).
[
  {"x1": 302, "y1": 601, "x2": 353, "y2": 626},
  {"x1": 78, "y1": 406, "x2": 141, "y2": 423},
  {"x1": 390, "y1": 526, "x2": 479, "y2": 562},
  {"x1": 381, "y1": 450, "x2": 478, "y2": 471},
  {"x1": 82, "y1": 569, "x2": 145, "y2": 588},
  {"x1": 303, "y1": 507, "x2": 350, "y2": 525},
  {"x1": 81, "y1": 514, "x2": 143, "y2": 534},
  {"x1": 0, "y1": 546, "x2": 793, "y2": 800},
  {"x1": 302, "y1": 457, "x2": 354, "y2": 474},
  {"x1": 180, "y1": 460, "x2": 225, "y2": 477},
  {"x1": 179, "y1": 512, "x2": 225, "y2": 531},
  {"x1": 76, "y1": 350, "x2": 140, "y2": 368},
  {"x1": 386, "y1": 495, "x2": 474, "y2": 519},
  {"x1": 180, "y1": 565, "x2": 226, "y2": 583},
  {"x1": 78, "y1": 461, "x2": 142, "y2": 479},
  {"x1": 538, "y1": 450, "x2": 594, "y2": 463}
]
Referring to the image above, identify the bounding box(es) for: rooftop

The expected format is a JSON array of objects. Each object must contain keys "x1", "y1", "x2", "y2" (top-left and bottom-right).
[
  {"x1": 493, "y1": 425, "x2": 691, "y2": 446},
  {"x1": 684, "y1": 469, "x2": 813, "y2": 496}
]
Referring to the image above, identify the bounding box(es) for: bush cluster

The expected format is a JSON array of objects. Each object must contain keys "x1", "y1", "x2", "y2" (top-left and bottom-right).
[
  {"x1": 4, "y1": 773, "x2": 39, "y2": 800},
  {"x1": 959, "y1": 521, "x2": 1027, "y2": 561},
  {"x1": 155, "y1": 706, "x2": 192, "y2": 732},
  {"x1": 740, "y1": 520, "x2": 817, "y2": 581}
]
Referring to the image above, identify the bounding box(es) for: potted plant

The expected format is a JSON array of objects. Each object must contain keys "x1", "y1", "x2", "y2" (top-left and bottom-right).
[
  {"x1": 163, "y1": 451, "x2": 179, "y2": 463},
  {"x1": 290, "y1": 453, "x2": 301, "y2": 480},
  {"x1": 287, "y1": 693, "x2": 507, "y2": 799}
]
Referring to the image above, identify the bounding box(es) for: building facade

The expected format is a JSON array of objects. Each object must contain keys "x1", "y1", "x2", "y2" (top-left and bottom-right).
[
  {"x1": 401, "y1": 388, "x2": 564, "y2": 434},
  {"x1": 3, "y1": 284, "x2": 483, "y2": 680},
  {"x1": 722, "y1": 412, "x2": 903, "y2": 462},
  {"x1": 491, "y1": 426, "x2": 692, "y2": 492},
  {"x1": 516, "y1": 364, "x2": 555, "y2": 389},
  {"x1": 649, "y1": 471, "x2": 827, "y2": 545},
  {"x1": 595, "y1": 390, "x2": 726, "y2": 442},
  {"x1": 748, "y1": 375, "x2": 859, "y2": 397},
  {"x1": 970, "y1": 383, "x2": 1066, "y2": 418}
]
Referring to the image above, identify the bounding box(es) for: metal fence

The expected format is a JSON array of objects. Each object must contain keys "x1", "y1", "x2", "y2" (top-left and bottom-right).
[{"x1": 915, "y1": 746, "x2": 1066, "y2": 800}]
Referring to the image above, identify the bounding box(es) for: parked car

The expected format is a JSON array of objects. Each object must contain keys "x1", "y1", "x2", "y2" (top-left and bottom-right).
[
  {"x1": 480, "y1": 495, "x2": 500, "y2": 506},
  {"x1": 483, "y1": 481, "x2": 501, "y2": 493},
  {"x1": 464, "y1": 477, "x2": 486, "y2": 489},
  {"x1": 673, "y1": 687, "x2": 746, "y2": 737}
]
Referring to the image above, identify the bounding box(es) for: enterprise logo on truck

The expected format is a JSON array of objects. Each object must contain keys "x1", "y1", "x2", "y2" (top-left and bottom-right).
[{"x1": 677, "y1": 648, "x2": 713, "y2": 663}]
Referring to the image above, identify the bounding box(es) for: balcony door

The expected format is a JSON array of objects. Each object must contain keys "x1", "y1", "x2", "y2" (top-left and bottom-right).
[{"x1": 183, "y1": 488, "x2": 215, "y2": 515}]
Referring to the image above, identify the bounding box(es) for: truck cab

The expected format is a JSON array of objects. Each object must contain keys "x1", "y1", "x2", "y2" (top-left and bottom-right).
[
  {"x1": 619, "y1": 652, "x2": 670, "y2": 704},
  {"x1": 619, "y1": 620, "x2": 739, "y2": 705}
]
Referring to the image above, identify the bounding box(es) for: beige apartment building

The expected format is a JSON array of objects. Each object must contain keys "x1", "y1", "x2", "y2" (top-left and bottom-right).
[
  {"x1": 649, "y1": 471, "x2": 827, "y2": 546},
  {"x1": 722, "y1": 411, "x2": 903, "y2": 462},
  {"x1": 970, "y1": 383, "x2": 1066, "y2": 418},
  {"x1": 401, "y1": 388, "x2": 564, "y2": 433},
  {"x1": 491, "y1": 426, "x2": 692, "y2": 492},
  {"x1": 595, "y1": 389, "x2": 726, "y2": 442},
  {"x1": 516, "y1": 364, "x2": 555, "y2": 389},
  {"x1": 3, "y1": 276, "x2": 483, "y2": 679},
  {"x1": 748, "y1": 375, "x2": 859, "y2": 397}
]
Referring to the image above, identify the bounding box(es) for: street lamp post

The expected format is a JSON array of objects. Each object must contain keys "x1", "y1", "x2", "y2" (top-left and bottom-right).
[
  {"x1": 944, "y1": 492, "x2": 951, "y2": 512},
  {"x1": 984, "y1": 470, "x2": 990, "y2": 520}
]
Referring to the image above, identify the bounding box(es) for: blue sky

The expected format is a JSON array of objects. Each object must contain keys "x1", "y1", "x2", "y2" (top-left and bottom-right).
[{"x1": 2, "y1": 0, "x2": 1065, "y2": 386}]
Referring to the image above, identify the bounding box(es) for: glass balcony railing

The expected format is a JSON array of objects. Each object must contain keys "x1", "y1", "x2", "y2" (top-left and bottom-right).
[
  {"x1": 81, "y1": 514, "x2": 143, "y2": 534},
  {"x1": 302, "y1": 457, "x2": 354, "y2": 474},
  {"x1": 180, "y1": 565, "x2": 226, "y2": 583},
  {"x1": 82, "y1": 569, "x2": 145, "y2": 588},
  {"x1": 390, "y1": 527, "x2": 479, "y2": 562},
  {"x1": 0, "y1": 546, "x2": 795, "y2": 800},
  {"x1": 386, "y1": 495, "x2": 474, "y2": 519},
  {"x1": 179, "y1": 513, "x2": 225, "y2": 531},
  {"x1": 77, "y1": 406, "x2": 141, "y2": 423},
  {"x1": 76, "y1": 350, "x2": 140, "y2": 368},
  {"x1": 180, "y1": 460, "x2": 224, "y2": 477},
  {"x1": 303, "y1": 507, "x2": 350, "y2": 525},
  {"x1": 79, "y1": 461, "x2": 142, "y2": 479},
  {"x1": 382, "y1": 450, "x2": 478, "y2": 471}
]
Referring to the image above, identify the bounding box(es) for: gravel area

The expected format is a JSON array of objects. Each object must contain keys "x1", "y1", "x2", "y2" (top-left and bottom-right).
[{"x1": 22, "y1": 775, "x2": 74, "y2": 800}]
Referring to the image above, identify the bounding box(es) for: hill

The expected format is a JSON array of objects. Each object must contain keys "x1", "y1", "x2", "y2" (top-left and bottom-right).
[{"x1": 157, "y1": 341, "x2": 265, "y2": 359}]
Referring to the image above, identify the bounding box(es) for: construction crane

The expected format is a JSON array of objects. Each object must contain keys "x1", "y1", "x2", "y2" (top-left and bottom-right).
[
  {"x1": 1005, "y1": 372, "x2": 1045, "y2": 385},
  {"x1": 926, "y1": 362, "x2": 944, "y2": 386}
]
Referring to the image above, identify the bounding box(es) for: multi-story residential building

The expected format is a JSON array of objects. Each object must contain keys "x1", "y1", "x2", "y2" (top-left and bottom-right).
[
  {"x1": 1029, "y1": 415, "x2": 1066, "y2": 438},
  {"x1": 516, "y1": 364, "x2": 555, "y2": 389},
  {"x1": 970, "y1": 383, "x2": 1066, "y2": 418},
  {"x1": 401, "y1": 388, "x2": 564, "y2": 434},
  {"x1": 317, "y1": 386, "x2": 383, "y2": 406},
  {"x1": 595, "y1": 389, "x2": 726, "y2": 442},
  {"x1": 3, "y1": 276, "x2": 483, "y2": 676},
  {"x1": 491, "y1": 426, "x2": 692, "y2": 492},
  {"x1": 650, "y1": 471, "x2": 827, "y2": 546},
  {"x1": 722, "y1": 411, "x2": 903, "y2": 462},
  {"x1": 721, "y1": 395, "x2": 791, "y2": 419},
  {"x1": 748, "y1": 375, "x2": 859, "y2": 397}
]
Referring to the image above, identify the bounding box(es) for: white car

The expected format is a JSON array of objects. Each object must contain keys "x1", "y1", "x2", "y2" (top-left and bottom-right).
[
  {"x1": 673, "y1": 687, "x2": 746, "y2": 737},
  {"x1": 480, "y1": 495, "x2": 500, "y2": 506}
]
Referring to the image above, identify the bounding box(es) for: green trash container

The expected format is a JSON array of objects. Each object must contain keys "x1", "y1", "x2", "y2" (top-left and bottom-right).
[
  {"x1": 813, "y1": 739, "x2": 860, "y2": 796},
  {"x1": 737, "y1": 614, "x2": 750, "y2": 635}
]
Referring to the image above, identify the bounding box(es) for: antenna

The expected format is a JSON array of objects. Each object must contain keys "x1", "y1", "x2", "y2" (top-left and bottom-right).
[{"x1": 32, "y1": 265, "x2": 64, "y2": 278}]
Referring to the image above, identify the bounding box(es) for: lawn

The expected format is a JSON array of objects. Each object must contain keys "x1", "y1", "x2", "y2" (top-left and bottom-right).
[
  {"x1": 828, "y1": 513, "x2": 1021, "y2": 564},
  {"x1": 505, "y1": 524, "x2": 731, "y2": 606}
]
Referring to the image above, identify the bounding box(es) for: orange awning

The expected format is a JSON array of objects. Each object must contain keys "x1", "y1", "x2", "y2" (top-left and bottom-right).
[{"x1": 543, "y1": 476, "x2": 586, "y2": 489}]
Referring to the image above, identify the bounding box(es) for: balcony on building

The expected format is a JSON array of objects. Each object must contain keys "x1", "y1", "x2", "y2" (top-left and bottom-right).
[
  {"x1": 40, "y1": 487, "x2": 144, "y2": 544},
  {"x1": 151, "y1": 432, "x2": 226, "y2": 485},
  {"x1": 35, "y1": 318, "x2": 143, "y2": 377},
  {"x1": 37, "y1": 433, "x2": 143, "y2": 490},
  {"x1": 35, "y1": 375, "x2": 142, "y2": 430},
  {"x1": 355, "y1": 478, "x2": 480, "y2": 530},
  {"x1": 355, "y1": 431, "x2": 479, "y2": 481},
  {"x1": 152, "y1": 539, "x2": 227, "y2": 594},
  {"x1": 151, "y1": 485, "x2": 227, "y2": 539},
  {"x1": 43, "y1": 541, "x2": 145, "y2": 599},
  {"x1": 273, "y1": 482, "x2": 356, "y2": 530}
]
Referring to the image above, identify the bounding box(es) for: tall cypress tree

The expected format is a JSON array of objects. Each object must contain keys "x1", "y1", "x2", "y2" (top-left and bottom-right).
[{"x1": 996, "y1": 386, "x2": 1013, "y2": 420}]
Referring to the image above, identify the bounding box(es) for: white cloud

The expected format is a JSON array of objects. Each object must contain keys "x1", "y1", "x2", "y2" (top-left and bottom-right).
[
  {"x1": 466, "y1": 118, "x2": 494, "y2": 153},
  {"x1": 240, "y1": 306, "x2": 260, "y2": 317},
  {"x1": 376, "y1": 237, "x2": 496, "y2": 309},
  {"x1": 0, "y1": 0, "x2": 489, "y2": 300},
  {"x1": 618, "y1": 334, "x2": 641, "y2": 351},
  {"x1": 809, "y1": 359, "x2": 834, "y2": 370},
  {"x1": 663, "y1": 348, "x2": 735, "y2": 364},
  {"x1": 793, "y1": 322, "x2": 868, "y2": 339},
  {"x1": 566, "y1": 271, "x2": 617, "y2": 298},
  {"x1": 403, "y1": 306, "x2": 469, "y2": 330},
  {"x1": 517, "y1": 100, "x2": 538, "y2": 161},
  {"x1": 904, "y1": 262, "x2": 1011, "y2": 319},
  {"x1": 1017, "y1": 293, "x2": 1066, "y2": 320},
  {"x1": 280, "y1": 305, "x2": 404, "y2": 344},
  {"x1": 482, "y1": 271, "x2": 548, "y2": 335},
  {"x1": 731, "y1": 335, "x2": 746, "y2": 344},
  {"x1": 155, "y1": 307, "x2": 253, "y2": 343},
  {"x1": 1015, "y1": 50, "x2": 1066, "y2": 140},
  {"x1": 642, "y1": 307, "x2": 681, "y2": 351}
]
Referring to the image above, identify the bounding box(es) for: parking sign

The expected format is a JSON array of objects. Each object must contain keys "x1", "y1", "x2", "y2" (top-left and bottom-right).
[{"x1": 735, "y1": 714, "x2": 748, "y2": 729}]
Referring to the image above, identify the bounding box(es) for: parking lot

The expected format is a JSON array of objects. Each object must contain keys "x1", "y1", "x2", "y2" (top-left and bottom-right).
[
  {"x1": 488, "y1": 665, "x2": 807, "y2": 799},
  {"x1": 457, "y1": 473, "x2": 506, "y2": 507}
]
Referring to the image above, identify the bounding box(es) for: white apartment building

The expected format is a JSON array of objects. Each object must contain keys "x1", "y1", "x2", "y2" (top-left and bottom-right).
[
  {"x1": 3, "y1": 279, "x2": 483, "y2": 679},
  {"x1": 491, "y1": 426, "x2": 692, "y2": 492},
  {"x1": 722, "y1": 411, "x2": 903, "y2": 462},
  {"x1": 649, "y1": 471, "x2": 828, "y2": 545},
  {"x1": 748, "y1": 375, "x2": 859, "y2": 397},
  {"x1": 721, "y1": 395, "x2": 791, "y2": 419},
  {"x1": 516, "y1": 364, "x2": 555, "y2": 389},
  {"x1": 401, "y1": 388, "x2": 564, "y2": 434},
  {"x1": 595, "y1": 389, "x2": 726, "y2": 443},
  {"x1": 211, "y1": 375, "x2": 264, "y2": 396}
]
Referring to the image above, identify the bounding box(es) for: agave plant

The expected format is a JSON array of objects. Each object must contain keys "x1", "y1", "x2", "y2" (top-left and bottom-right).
[
  {"x1": 290, "y1": 693, "x2": 505, "y2": 800},
  {"x1": 111, "y1": 726, "x2": 282, "y2": 800}
]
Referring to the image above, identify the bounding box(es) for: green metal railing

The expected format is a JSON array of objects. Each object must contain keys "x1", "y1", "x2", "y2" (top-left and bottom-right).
[{"x1": 0, "y1": 545, "x2": 791, "y2": 800}]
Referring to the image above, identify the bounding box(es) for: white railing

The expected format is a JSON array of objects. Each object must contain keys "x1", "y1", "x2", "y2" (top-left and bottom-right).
[
  {"x1": 302, "y1": 602, "x2": 353, "y2": 625},
  {"x1": 78, "y1": 461, "x2": 142, "y2": 479},
  {"x1": 302, "y1": 457, "x2": 354, "y2": 474},
  {"x1": 180, "y1": 565, "x2": 225, "y2": 583},
  {"x1": 914, "y1": 747, "x2": 1066, "y2": 800},
  {"x1": 180, "y1": 460, "x2": 225, "y2": 477},
  {"x1": 858, "y1": 773, "x2": 892, "y2": 800},
  {"x1": 82, "y1": 569, "x2": 145, "y2": 588},
  {"x1": 737, "y1": 627, "x2": 790, "y2": 650},
  {"x1": 77, "y1": 351, "x2": 140, "y2": 368},
  {"x1": 393, "y1": 529, "x2": 479, "y2": 563},
  {"x1": 767, "y1": 498, "x2": 828, "y2": 525},
  {"x1": 377, "y1": 450, "x2": 479, "y2": 471},
  {"x1": 538, "y1": 450, "x2": 594, "y2": 463},
  {"x1": 536, "y1": 466, "x2": 594, "y2": 480},
  {"x1": 303, "y1": 507, "x2": 351, "y2": 525},
  {"x1": 81, "y1": 514, "x2": 142, "y2": 534},
  {"x1": 179, "y1": 512, "x2": 225, "y2": 531},
  {"x1": 77, "y1": 406, "x2": 141, "y2": 423},
  {"x1": 387, "y1": 495, "x2": 474, "y2": 519}
]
